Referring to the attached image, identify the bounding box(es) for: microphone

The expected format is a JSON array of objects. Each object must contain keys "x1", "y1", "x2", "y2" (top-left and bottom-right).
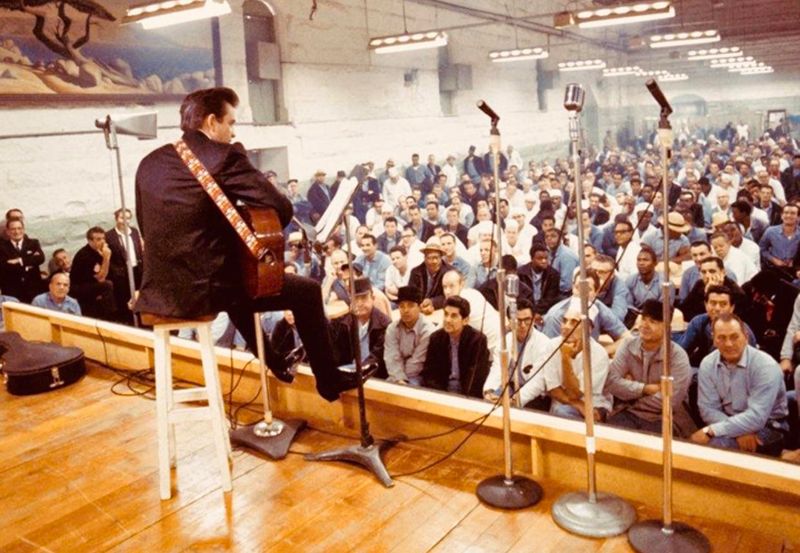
[
  {"x1": 476, "y1": 100, "x2": 500, "y2": 123},
  {"x1": 505, "y1": 273, "x2": 519, "y2": 298},
  {"x1": 563, "y1": 83, "x2": 585, "y2": 112},
  {"x1": 645, "y1": 79, "x2": 673, "y2": 116},
  {"x1": 95, "y1": 116, "x2": 109, "y2": 130}
]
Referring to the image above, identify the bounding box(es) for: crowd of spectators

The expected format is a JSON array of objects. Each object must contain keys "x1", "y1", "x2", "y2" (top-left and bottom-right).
[{"x1": 2, "y1": 121, "x2": 800, "y2": 463}]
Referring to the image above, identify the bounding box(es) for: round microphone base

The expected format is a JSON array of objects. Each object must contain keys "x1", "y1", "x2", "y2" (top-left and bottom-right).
[
  {"x1": 552, "y1": 491, "x2": 636, "y2": 538},
  {"x1": 628, "y1": 520, "x2": 711, "y2": 553},
  {"x1": 476, "y1": 474, "x2": 543, "y2": 509}
]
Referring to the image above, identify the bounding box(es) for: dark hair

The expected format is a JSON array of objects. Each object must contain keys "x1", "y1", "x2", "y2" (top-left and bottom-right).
[
  {"x1": 730, "y1": 200, "x2": 752, "y2": 215},
  {"x1": 690, "y1": 240, "x2": 710, "y2": 250},
  {"x1": 48, "y1": 270, "x2": 69, "y2": 284},
  {"x1": 426, "y1": 201, "x2": 439, "y2": 209},
  {"x1": 571, "y1": 267, "x2": 600, "y2": 290},
  {"x1": 614, "y1": 220, "x2": 634, "y2": 232},
  {"x1": 384, "y1": 216, "x2": 398, "y2": 225},
  {"x1": 114, "y1": 208, "x2": 132, "y2": 219},
  {"x1": 444, "y1": 295, "x2": 471, "y2": 318},
  {"x1": 5, "y1": 208, "x2": 22, "y2": 220},
  {"x1": 783, "y1": 203, "x2": 800, "y2": 215},
  {"x1": 638, "y1": 244, "x2": 657, "y2": 263},
  {"x1": 361, "y1": 234, "x2": 377, "y2": 245},
  {"x1": 529, "y1": 243, "x2": 548, "y2": 257},
  {"x1": 501, "y1": 254, "x2": 517, "y2": 272},
  {"x1": 516, "y1": 298, "x2": 534, "y2": 312},
  {"x1": 86, "y1": 226, "x2": 105, "y2": 240},
  {"x1": 389, "y1": 245, "x2": 407, "y2": 256},
  {"x1": 52, "y1": 248, "x2": 66, "y2": 257},
  {"x1": 699, "y1": 255, "x2": 724, "y2": 271},
  {"x1": 704, "y1": 284, "x2": 732, "y2": 303},
  {"x1": 179, "y1": 87, "x2": 239, "y2": 132}
]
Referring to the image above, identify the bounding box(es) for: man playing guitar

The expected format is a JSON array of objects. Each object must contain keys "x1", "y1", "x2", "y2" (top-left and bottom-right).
[{"x1": 134, "y1": 87, "x2": 349, "y2": 401}]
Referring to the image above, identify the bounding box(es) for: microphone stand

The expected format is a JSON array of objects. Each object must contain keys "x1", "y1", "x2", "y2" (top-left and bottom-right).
[
  {"x1": 228, "y1": 313, "x2": 307, "y2": 459},
  {"x1": 628, "y1": 84, "x2": 710, "y2": 553},
  {"x1": 304, "y1": 180, "x2": 396, "y2": 488},
  {"x1": 475, "y1": 104, "x2": 543, "y2": 509},
  {"x1": 551, "y1": 92, "x2": 636, "y2": 537}
]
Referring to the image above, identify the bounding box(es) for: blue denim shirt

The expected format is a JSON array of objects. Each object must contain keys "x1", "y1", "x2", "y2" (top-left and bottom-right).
[
  {"x1": 758, "y1": 224, "x2": 800, "y2": 265},
  {"x1": 31, "y1": 293, "x2": 82, "y2": 316}
]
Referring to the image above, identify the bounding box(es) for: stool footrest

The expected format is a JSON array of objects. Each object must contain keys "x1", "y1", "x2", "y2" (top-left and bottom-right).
[
  {"x1": 172, "y1": 388, "x2": 209, "y2": 403},
  {"x1": 168, "y1": 406, "x2": 216, "y2": 422}
]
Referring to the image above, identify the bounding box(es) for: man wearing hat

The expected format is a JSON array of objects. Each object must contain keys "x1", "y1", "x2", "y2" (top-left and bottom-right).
[
  {"x1": 640, "y1": 211, "x2": 692, "y2": 263},
  {"x1": 307, "y1": 169, "x2": 331, "y2": 223},
  {"x1": 409, "y1": 236, "x2": 453, "y2": 315},
  {"x1": 383, "y1": 285, "x2": 434, "y2": 386},
  {"x1": 604, "y1": 299, "x2": 692, "y2": 434},
  {"x1": 330, "y1": 276, "x2": 390, "y2": 379}
]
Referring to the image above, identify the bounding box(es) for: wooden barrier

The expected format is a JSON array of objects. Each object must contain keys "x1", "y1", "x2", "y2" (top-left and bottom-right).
[{"x1": 3, "y1": 301, "x2": 800, "y2": 540}]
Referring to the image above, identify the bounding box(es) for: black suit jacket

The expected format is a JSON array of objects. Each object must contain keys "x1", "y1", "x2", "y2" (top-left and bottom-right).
[
  {"x1": 0, "y1": 235, "x2": 45, "y2": 302},
  {"x1": 421, "y1": 325, "x2": 490, "y2": 398},
  {"x1": 307, "y1": 181, "x2": 331, "y2": 219},
  {"x1": 105, "y1": 226, "x2": 144, "y2": 281},
  {"x1": 376, "y1": 231, "x2": 400, "y2": 254},
  {"x1": 478, "y1": 277, "x2": 534, "y2": 312},
  {"x1": 408, "y1": 262, "x2": 452, "y2": 309},
  {"x1": 416, "y1": 220, "x2": 436, "y2": 243},
  {"x1": 517, "y1": 264, "x2": 561, "y2": 314},
  {"x1": 463, "y1": 155, "x2": 485, "y2": 178},
  {"x1": 330, "y1": 309, "x2": 390, "y2": 378},
  {"x1": 134, "y1": 130, "x2": 292, "y2": 318},
  {"x1": 443, "y1": 223, "x2": 469, "y2": 246}
]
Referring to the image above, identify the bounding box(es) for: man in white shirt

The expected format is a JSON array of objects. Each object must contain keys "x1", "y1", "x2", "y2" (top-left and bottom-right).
[
  {"x1": 384, "y1": 245, "x2": 411, "y2": 302},
  {"x1": 710, "y1": 231, "x2": 756, "y2": 285},
  {"x1": 382, "y1": 167, "x2": 412, "y2": 210},
  {"x1": 613, "y1": 219, "x2": 641, "y2": 279},
  {"x1": 441, "y1": 154, "x2": 459, "y2": 191}
]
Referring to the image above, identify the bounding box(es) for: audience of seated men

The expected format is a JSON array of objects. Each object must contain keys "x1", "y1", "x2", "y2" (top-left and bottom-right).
[
  {"x1": 31, "y1": 272, "x2": 81, "y2": 316},
  {"x1": 383, "y1": 285, "x2": 434, "y2": 385},
  {"x1": 421, "y1": 296, "x2": 490, "y2": 398}
]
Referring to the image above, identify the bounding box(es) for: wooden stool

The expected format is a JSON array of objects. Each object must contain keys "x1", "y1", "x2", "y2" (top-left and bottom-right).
[{"x1": 142, "y1": 313, "x2": 232, "y2": 500}]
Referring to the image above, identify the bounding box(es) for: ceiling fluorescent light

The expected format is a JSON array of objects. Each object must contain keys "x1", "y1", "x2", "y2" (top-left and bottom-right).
[
  {"x1": 660, "y1": 73, "x2": 688, "y2": 81},
  {"x1": 649, "y1": 29, "x2": 720, "y2": 48},
  {"x1": 709, "y1": 56, "x2": 754, "y2": 67},
  {"x1": 603, "y1": 66, "x2": 641, "y2": 76},
  {"x1": 728, "y1": 62, "x2": 766, "y2": 72},
  {"x1": 558, "y1": 59, "x2": 606, "y2": 72},
  {"x1": 687, "y1": 46, "x2": 741, "y2": 60},
  {"x1": 369, "y1": 31, "x2": 448, "y2": 54},
  {"x1": 636, "y1": 69, "x2": 669, "y2": 76},
  {"x1": 575, "y1": 1, "x2": 675, "y2": 29},
  {"x1": 737, "y1": 66, "x2": 774, "y2": 75},
  {"x1": 123, "y1": 0, "x2": 231, "y2": 29},
  {"x1": 489, "y1": 47, "x2": 549, "y2": 63}
]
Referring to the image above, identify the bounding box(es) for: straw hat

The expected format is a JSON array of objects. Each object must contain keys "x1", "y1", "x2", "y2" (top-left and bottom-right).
[
  {"x1": 662, "y1": 212, "x2": 691, "y2": 234},
  {"x1": 420, "y1": 236, "x2": 445, "y2": 255}
]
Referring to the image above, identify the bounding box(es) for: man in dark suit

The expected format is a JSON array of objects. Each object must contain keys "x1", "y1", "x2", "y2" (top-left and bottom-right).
[
  {"x1": 463, "y1": 145, "x2": 485, "y2": 184},
  {"x1": 133, "y1": 87, "x2": 348, "y2": 402},
  {"x1": 517, "y1": 243, "x2": 561, "y2": 321},
  {"x1": 330, "y1": 277, "x2": 390, "y2": 379},
  {"x1": 0, "y1": 218, "x2": 45, "y2": 303},
  {"x1": 306, "y1": 169, "x2": 332, "y2": 224},
  {"x1": 406, "y1": 204, "x2": 435, "y2": 242},
  {"x1": 105, "y1": 208, "x2": 144, "y2": 324},
  {"x1": 421, "y1": 296, "x2": 491, "y2": 398},
  {"x1": 409, "y1": 236, "x2": 453, "y2": 315}
]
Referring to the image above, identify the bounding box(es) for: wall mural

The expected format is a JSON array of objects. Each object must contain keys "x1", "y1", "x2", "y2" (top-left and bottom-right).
[{"x1": 0, "y1": 0, "x2": 215, "y2": 99}]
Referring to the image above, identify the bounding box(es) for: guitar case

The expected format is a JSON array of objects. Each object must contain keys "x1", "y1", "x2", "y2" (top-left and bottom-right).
[{"x1": 0, "y1": 332, "x2": 86, "y2": 396}]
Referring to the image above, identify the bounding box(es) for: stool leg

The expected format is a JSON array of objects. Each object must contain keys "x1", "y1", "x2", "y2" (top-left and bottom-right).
[
  {"x1": 198, "y1": 324, "x2": 233, "y2": 493},
  {"x1": 164, "y1": 333, "x2": 177, "y2": 469},
  {"x1": 154, "y1": 328, "x2": 172, "y2": 500}
]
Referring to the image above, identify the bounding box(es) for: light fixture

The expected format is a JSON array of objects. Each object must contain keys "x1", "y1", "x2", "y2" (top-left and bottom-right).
[
  {"x1": 649, "y1": 29, "x2": 720, "y2": 48},
  {"x1": 728, "y1": 62, "x2": 766, "y2": 72},
  {"x1": 603, "y1": 66, "x2": 642, "y2": 76},
  {"x1": 558, "y1": 59, "x2": 606, "y2": 72},
  {"x1": 123, "y1": 0, "x2": 231, "y2": 29},
  {"x1": 489, "y1": 47, "x2": 549, "y2": 63},
  {"x1": 636, "y1": 69, "x2": 670, "y2": 76},
  {"x1": 687, "y1": 46, "x2": 742, "y2": 60},
  {"x1": 709, "y1": 56, "x2": 754, "y2": 67},
  {"x1": 575, "y1": 1, "x2": 675, "y2": 28},
  {"x1": 369, "y1": 31, "x2": 448, "y2": 54},
  {"x1": 737, "y1": 66, "x2": 774, "y2": 75},
  {"x1": 660, "y1": 73, "x2": 688, "y2": 81}
]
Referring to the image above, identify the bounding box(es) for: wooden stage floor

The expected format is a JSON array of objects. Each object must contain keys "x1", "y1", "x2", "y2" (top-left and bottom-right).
[{"x1": 0, "y1": 363, "x2": 795, "y2": 553}]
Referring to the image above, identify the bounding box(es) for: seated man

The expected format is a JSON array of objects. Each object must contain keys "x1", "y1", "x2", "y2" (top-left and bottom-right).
[
  {"x1": 383, "y1": 285, "x2": 434, "y2": 385},
  {"x1": 691, "y1": 313, "x2": 789, "y2": 456},
  {"x1": 605, "y1": 300, "x2": 691, "y2": 434},
  {"x1": 679, "y1": 256, "x2": 747, "y2": 322},
  {"x1": 409, "y1": 236, "x2": 452, "y2": 314},
  {"x1": 440, "y1": 232, "x2": 475, "y2": 288},
  {"x1": 544, "y1": 228, "x2": 579, "y2": 296},
  {"x1": 640, "y1": 212, "x2": 691, "y2": 263},
  {"x1": 591, "y1": 254, "x2": 631, "y2": 323},
  {"x1": 355, "y1": 233, "x2": 391, "y2": 291},
  {"x1": 625, "y1": 245, "x2": 669, "y2": 311},
  {"x1": 710, "y1": 231, "x2": 756, "y2": 285},
  {"x1": 421, "y1": 296, "x2": 491, "y2": 398},
  {"x1": 330, "y1": 277, "x2": 390, "y2": 378},
  {"x1": 522, "y1": 302, "x2": 612, "y2": 421},
  {"x1": 31, "y1": 272, "x2": 82, "y2": 316},
  {"x1": 384, "y1": 245, "x2": 411, "y2": 302},
  {"x1": 441, "y1": 269, "x2": 500, "y2": 358},
  {"x1": 70, "y1": 226, "x2": 117, "y2": 321},
  {"x1": 478, "y1": 255, "x2": 532, "y2": 312},
  {"x1": 517, "y1": 243, "x2": 561, "y2": 324},
  {"x1": 485, "y1": 298, "x2": 551, "y2": 403},
  {"x1": 47, "y1": 248, "x2": 72, "y2": 276}
]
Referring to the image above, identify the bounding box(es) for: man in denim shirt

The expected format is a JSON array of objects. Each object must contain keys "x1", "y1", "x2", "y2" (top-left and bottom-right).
[
  {"x1": 691, "y1": 313, "x2": 789, "y2": 456},
  {"x1": 383, "y1": 286, "x2": 433, "y2": 386},
  {"x1": 759, "y1": 203, "x2": 800, "y2": 270}
]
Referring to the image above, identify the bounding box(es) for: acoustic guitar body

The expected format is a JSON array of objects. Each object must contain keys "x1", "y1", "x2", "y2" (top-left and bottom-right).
[{"x1": 238, "y1": 206, "x2": 285, "y2": 298}]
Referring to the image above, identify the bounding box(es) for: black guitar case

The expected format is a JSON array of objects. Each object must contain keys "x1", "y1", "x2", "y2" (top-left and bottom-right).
[{"x1": 0, "y1": 332, "x2": 86, "y2": 396}]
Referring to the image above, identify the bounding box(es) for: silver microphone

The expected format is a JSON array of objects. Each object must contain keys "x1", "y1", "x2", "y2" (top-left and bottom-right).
[
  {"x1": 564, "y1": 83, "x2": 585, "y2": 113},
  {"x1": 505, "y1": 273, "x2": 519, "y2": 298}
]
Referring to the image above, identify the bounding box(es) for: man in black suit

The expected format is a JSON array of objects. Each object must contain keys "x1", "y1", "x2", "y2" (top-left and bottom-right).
[
  {"x1": 105, "y1": 208, "x2": 144, "y2": 324},
  {"x1": 71, "y1": 226, "x2": 117, "y2": 320},
  {"x1": 421, "y1": 296, "x2": 491, "y2": 398},
  {"x1": 409, "y1": 236, "x2": 452, "y2": 315},
  {"x1": 133, "y1": 87, "x2": 347, "y2": 402},
  {"x1": 306, "y1": 169, "x2": 331, "y2": 224},
  {"x1": 0, "y1": 218, "x2": 45, "y2": 303},
  {"x1": 406, "y1": 204, "x2": 435, "y2": 242},
  {"x1": 518, "y1": 243, "x2": 561, "y2": 323}
]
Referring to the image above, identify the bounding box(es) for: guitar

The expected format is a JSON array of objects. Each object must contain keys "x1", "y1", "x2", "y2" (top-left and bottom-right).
[{"x1": 237, "y1": 205, "x2": 284, "y2": 298}]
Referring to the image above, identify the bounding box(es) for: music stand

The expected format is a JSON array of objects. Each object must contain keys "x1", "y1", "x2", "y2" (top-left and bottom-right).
[
  {"x1": 304, "y1": 177, "x2": 397, "y2": 487},
  {"x1": 96, "y1": 112, "x2": 157, "y2": 327}
]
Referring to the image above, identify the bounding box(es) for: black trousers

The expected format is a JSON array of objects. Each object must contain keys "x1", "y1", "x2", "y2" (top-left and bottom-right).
[{"x1": 221, "y1": 273, "x2": 341, "y2": 401}]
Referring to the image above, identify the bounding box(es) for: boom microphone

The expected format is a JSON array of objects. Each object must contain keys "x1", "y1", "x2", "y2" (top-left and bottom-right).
[
  {"x1": 476, "y1": 100, "x2": 500, "y2": 123},
  {"x1": 563, "y1": 83, "x2": 585, "y2": 112},
  {"x1": 645, "y1": 79, "x2": 673, "y2": 116}
]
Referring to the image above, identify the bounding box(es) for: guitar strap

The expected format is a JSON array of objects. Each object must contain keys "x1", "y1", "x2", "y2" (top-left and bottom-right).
[{"x1": 174, "y1": 139, "x2": 266, "y2": 260}]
